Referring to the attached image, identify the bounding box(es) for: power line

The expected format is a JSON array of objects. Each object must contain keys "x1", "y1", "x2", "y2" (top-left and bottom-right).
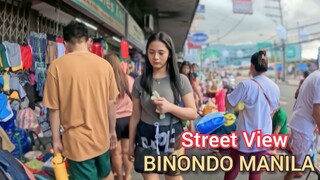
[
  {"x1": 287, "y1": 21, "x2": 320, "y2": 31},
  {"x1": 206, "y1": 15, "x2": 246, "y2": 44},
  {"x1": 263, "y1": 34, "x2": 277, "y2": 42}
]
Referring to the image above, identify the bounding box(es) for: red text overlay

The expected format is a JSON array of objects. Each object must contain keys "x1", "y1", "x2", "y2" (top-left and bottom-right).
[{"x1": 180, "y1": 130, "x2": 289, "y2": 149}]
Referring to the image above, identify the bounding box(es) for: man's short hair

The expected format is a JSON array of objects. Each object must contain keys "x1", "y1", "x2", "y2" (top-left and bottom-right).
[
  {"x1": 251, "y1": 50, "x2": 268, "y2": 73},
  {"x1": 63, "y1": 21, "x2": 89, "y2": 44}
]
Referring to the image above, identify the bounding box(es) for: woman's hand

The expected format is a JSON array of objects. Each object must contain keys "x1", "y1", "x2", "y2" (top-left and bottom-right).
[
  {"x1": 128, "y1": 144, "x2": 135, "y2": 162},
  {"x1": 153, "y1": 97, "x2": 173, "y2": 114}
]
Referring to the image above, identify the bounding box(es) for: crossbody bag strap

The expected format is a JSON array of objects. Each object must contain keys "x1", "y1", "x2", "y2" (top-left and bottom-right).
[{"x1": 251, "y1": 79, "x2": 272, "y2": 110}]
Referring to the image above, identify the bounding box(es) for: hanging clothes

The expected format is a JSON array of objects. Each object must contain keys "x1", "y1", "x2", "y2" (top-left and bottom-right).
[
  {"x1": 3, "y1": 73, "x2": 10, "y2": 92},
  {"x1": 16, "y1": 71, "x2": 35, "y2": 109},
  {"x1": 20, "y1": 45, "x2": 33, "y2": 71},
  {"x1": 34, "y1": 62, "x2": 46, "y2": 97},
  {"x1": 0, "y1": 43, "x2": 10, "y2": 69},
  {"x1": 46, "y1": 34, "x2": 58, "y2": 64},
  {"x1": 2, "y1": 41, "x2": 22, "y2": 70},
  {"x1": 0, "y1": 94, "x2": 14, "y2": 122},
  {"x1": 29, "y1": 32, "x2": 47, "y2": 97},
  {"x1": 9, "y1": 75, "x2": 26, "y2": 99},
  {"x1": 29, "y1": 31, "x2": 47, "y2": 71},
  {"x1": 56, "y1": 36, "x2": 65, "y2": 58}
]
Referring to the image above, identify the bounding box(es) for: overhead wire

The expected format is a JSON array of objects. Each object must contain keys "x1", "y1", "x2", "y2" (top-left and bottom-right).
[{"x1": 206, "y1": 15, "x2": 246, "y2": 44}]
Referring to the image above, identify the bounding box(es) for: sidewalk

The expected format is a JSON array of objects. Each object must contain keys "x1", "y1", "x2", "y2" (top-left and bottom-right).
[{"x1": 275, "y1": 78, "x2": 300, "y2": 86}]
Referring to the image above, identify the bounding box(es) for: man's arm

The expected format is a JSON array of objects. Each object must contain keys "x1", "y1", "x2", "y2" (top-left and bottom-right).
[
  {"x1": 108, "y1": 99, "x2": 117, "y2": 149},
  {"x1": 313, "y1": 104, "x2": 320, "y2": 134},
  {"x1": 225, "y1": 82, "x2": 245, "y2": 111},
  {"x1": 108, "y1": 99, "x2": 116, "y2": 132},
  {"x1": 273, "y1": 109, "x2": 286, "y2": 135},
  {"x1": 273, "y1": 126, "x2": 282, "y2": 135},
  {"x1": 225, "y1": 96, "x2": 235, "y2": 110},
  {"x1": 49, "y1": 109, "x2": 63, "y2": 154}
]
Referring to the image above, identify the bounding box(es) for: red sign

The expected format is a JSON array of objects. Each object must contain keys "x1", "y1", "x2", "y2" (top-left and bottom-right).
[
  {"x1": 187, "y1": 40, "x2": 201, "y2": 49},
  {"x1": 120, "y1": 40, "x2": 129, "y2": 58}
]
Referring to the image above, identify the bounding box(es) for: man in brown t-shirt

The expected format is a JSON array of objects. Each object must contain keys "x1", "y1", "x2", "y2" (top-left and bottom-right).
[{"x1": 43, "y1": 21, "x2": 119, "y2": 180}]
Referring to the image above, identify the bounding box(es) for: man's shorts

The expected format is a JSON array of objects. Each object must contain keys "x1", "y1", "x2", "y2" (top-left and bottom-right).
[
  {"x1": 290, "y1": 129, "x2": 313, "y2": 166},
  {"x1": 67, "y1": 150, "x2": 111, "y2": 180}
]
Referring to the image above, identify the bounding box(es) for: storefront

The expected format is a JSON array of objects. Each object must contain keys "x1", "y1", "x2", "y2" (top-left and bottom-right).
[
  {"x1": 63, "y1": 0, "x2": 127, "y2": 56},
  {"x1": 126, "y1": 14, "x2": 145, "y2": 73},
  {"x1": 0, "y1": 0, "x2": 145, "y2": 179}
]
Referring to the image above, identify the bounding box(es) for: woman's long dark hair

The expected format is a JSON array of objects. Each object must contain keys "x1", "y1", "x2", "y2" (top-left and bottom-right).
[
  {"x1": 105, "y1": 53, "x2": 132, "y2": 99},
  {"x1": 140, "y1": 32, "x2": 181, "y2": 104},
  {"x1": 179, "y1": 61, "x2": 193, "y2": 83}
]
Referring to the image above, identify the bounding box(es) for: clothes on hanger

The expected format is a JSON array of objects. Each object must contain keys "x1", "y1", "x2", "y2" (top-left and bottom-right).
[
  {"x1": 0, "y1": 44, "x2": 10, "y2": 69},
  {"x1": 56, "y1": 36, "x2": 65, "y2": 58},
  {"x1": 45, "y1": 40, "x2": 57, "y2": 64},
  {"x1": 19, "y1": 45, "x2": 33, "y2": 71}
]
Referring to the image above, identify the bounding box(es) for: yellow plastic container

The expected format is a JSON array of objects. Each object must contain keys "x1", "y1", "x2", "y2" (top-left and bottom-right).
[
  {"x1": 235, "y1": 102, "x2": 245, "y2": 111},
  {"x1": 52, "y1": 153, "x2": 69, "y2": 180},
  {"x1": 224, "y1": 113, "x2": 236, "y2": 126}
]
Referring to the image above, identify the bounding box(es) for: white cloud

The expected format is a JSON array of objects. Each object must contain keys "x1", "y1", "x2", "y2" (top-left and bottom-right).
[{"x1": 193, "y1": 0, "x2": 320, "y2": 59}]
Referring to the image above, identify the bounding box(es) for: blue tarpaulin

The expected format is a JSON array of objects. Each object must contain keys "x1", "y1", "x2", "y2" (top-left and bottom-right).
[
  {"x1": 276, "y1": 64, "x2": 282, "y2": 71},
  {"x1": 297, "y1": 63, "x2": 308, "y2": 71}
]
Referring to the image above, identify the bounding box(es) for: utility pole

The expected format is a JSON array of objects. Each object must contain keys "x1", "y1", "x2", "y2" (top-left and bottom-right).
[
  {"x1": 265, "y1": 0, "x2": 286, "y2": 82},
  {"x1": 297, "y1": 22, "x2": 302, "y2": 64},
  {"x1": 278, "y1": 0, "x2": 286, "y2": 82}
]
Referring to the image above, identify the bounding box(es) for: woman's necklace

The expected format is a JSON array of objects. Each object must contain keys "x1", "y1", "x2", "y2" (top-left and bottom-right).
[{"x1": 154, "y1": 79, "x2": 161, "y2": 84}]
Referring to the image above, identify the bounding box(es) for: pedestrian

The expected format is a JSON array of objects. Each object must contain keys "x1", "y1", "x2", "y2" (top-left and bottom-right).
[
  {"x1": 270, "y1": 105, "x2": 288, "y2": 158},
  {"x1": 285, "y1": 70, "x2": 320, "y2": 180},
  {"x1": 294, "y1": 70, "x2": 309, "y2": 99},
  {"x1": 272, "y1": 106, "x2": 288, "y2": 135},
  {"x1": 224, "y1": 50, "x2": 280, "y2": 180},
  {"x1": 128, "y1": 32, "x2": 197, "y2": 180},
  {"x1": 179, "y1": 61, "x2": 201, "y2": 103},
  {"x1": 128, "y1": 62, "x2": 139, "y2": 79},
  {"x1": 190, "y1": 63, "x2": 203, "y2": 108},
  {"x1": 105, "y1": 53, "x2": 134, "y2": 180},
  {"x1": 179, "y1": 60, "x2": 198, "y2": 131},
  {"x1": 43, "y1": 21, "x2": 119, "y2": 180}
]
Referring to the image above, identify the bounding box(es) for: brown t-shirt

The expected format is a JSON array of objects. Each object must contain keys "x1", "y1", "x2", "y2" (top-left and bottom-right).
[{"x1": 43, "y1": 52, "x2": 119, "y2": 161}]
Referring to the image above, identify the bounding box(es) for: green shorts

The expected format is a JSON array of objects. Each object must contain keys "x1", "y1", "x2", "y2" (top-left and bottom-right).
[{"x1": 67, "y1": 150, "x2": 111, "y2": 180}]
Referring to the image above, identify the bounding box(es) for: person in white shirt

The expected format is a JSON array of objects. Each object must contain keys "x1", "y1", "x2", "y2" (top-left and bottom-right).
[
  {"x1": 285, "y1": 70, "x2": 320, "y2": 180},
  {"x1": 224, "y1": 50, "x2": 280, "y2": 180}
]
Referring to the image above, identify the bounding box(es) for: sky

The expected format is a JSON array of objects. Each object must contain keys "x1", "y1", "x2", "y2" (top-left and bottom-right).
[{"x1": 192, "y1": 0, "x2": 320, "y2": 59}]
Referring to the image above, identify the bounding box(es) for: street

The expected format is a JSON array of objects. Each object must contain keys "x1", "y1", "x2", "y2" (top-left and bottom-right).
[
  {"x1": 131, "y1": 78, "x2": 319, "y2": 180},
  {"x1": 277, "y1": 82, "x2": 298, "y2": 121}
]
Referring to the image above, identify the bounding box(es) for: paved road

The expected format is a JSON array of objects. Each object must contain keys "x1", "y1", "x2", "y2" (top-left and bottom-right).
[{"x1": 130, "y1": 78, "x2": 319, "y2": 179}]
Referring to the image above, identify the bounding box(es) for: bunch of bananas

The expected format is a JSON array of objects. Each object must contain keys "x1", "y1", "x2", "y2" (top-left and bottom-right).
[{"x1": 151, "y1": 91, "x2": 165, "y2": 119}]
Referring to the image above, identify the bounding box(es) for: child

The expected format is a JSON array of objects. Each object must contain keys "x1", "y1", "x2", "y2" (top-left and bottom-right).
[{"x1": 272, "y1": 106, "x2": 288, "y2": 135}]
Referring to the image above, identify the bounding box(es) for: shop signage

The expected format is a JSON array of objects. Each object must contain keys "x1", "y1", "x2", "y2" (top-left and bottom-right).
[
  {"x1": 187, "y1": 40, "x2": 201, "y2": 49},
  {"x1": 196, "y1": 4, "x2": 205, "y2": 13},
  {"x1": 68, "y1": 0, "x2": 126, "y2": 35},
  {"x1": 127, "y1": 15, "x2": 145, "y2": 51},
  {"x1": 285, "y1": 44, "x2": 301, "y2": 62},
  {"x1": 192, "y1": 32, "x2": 208, "y2": 45},
  {"x1": 233, "y1": 0, "x2": 253, "y2": 15}
]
